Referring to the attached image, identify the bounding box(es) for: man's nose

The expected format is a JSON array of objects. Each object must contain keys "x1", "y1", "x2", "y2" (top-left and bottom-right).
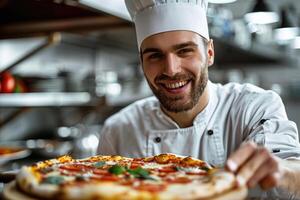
[{"x1": 163, "y1": 54, "x2": 181, "y2": 76}]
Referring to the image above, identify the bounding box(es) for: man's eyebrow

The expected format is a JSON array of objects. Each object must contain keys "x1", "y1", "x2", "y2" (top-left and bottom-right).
[
  {"x1": 141, "y1": 48, "x2": 161, "y2": 56},
  {"x1": 172, "y1": 42, "x2": 198, "y2": 50},
  {"x1": 141, "y1": 42, "x2": 198, "y2": 56}
]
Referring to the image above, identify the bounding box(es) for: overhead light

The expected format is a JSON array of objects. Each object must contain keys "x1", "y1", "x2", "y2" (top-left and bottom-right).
[
  {"x1": 274, "y1": 8, "x2": 299, "y2": 44},
  {"x1": 274, "y1": 27, "x2": 299, "y2": 43},
  {"x1": 79, "y1": 0, "x2": 131, "y2": 21},
  {"x1": 291, "y1": 37, "x2": 300, "y2": 49},
  {"x1": 244, "y1": 0, "x2": 279, "y2": 24},
  {"x1": 208, "y1": 0, "x2": 237, "y2": 4}
]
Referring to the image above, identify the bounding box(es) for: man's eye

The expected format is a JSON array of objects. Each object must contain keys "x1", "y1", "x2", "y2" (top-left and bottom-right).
[
  {"x1": 148, "y1": 53, "x2": 163, "y2": 60},
  {"x1": 177, "y1": 48, "x2": 194, "y2": 55}
]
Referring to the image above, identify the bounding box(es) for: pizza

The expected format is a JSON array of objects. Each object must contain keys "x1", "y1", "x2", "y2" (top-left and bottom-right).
[
  {"x1": 14, "y1": 153, "x2": 247, "y2": 200},
  {"x1": 0, "y1": 146, "x2": 30, "y2": 165},
  {"x1": 0, "y1": 147, "x2": 24, "y2": 155}
]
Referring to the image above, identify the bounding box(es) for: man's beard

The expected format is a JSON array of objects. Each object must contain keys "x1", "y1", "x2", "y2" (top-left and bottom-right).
[{"x1": 147, "y1": 67, "x2": 208, "y2": 113}]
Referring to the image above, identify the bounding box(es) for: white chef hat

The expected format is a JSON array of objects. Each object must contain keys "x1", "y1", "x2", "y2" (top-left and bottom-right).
[{"x1": 125, "y1": 0, "x2": 209, "y2": 48}]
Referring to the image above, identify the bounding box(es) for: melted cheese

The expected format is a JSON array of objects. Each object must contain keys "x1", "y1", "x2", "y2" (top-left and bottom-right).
[
  {"x1": 142, "y1": 162, "x2": 171, "y2": 169},
  {"x1": 178, "y1": 167, "x2": 207, "y2": 173}
]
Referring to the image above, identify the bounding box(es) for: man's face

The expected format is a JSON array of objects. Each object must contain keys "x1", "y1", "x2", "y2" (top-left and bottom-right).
[{"x1": 140, "y1": 31, "x2": 214, "y2": 113}]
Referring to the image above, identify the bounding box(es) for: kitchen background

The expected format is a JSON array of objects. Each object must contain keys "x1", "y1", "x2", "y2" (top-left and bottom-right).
[{"x1": 0, "y1": 0, "x2": 300, "y2": 172}]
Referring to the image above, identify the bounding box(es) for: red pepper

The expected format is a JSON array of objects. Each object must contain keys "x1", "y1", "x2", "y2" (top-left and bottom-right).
[{"x1": 0, "y1": 71, "x2": 16, "y2": 93}]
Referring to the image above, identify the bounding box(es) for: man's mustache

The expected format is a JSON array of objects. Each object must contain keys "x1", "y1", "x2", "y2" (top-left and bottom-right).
[{"x1": 155, "y1": 73, "x2": 194, "y2": 83}]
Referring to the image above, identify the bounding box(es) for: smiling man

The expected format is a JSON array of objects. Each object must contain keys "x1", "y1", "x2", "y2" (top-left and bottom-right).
[
  {"x1": 98, "y1": 0, "x2": 300, "y2": 198},
  {"x1": 140, "y1": 31, "x2": 211, "y2": 128}
]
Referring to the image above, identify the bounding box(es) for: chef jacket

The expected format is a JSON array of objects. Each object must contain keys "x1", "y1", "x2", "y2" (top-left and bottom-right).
[{"x1": 98, "y1": 81, "x2": 300, "y2": 167}]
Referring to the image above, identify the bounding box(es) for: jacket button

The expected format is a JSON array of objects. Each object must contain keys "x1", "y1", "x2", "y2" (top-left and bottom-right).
[
  {"x1": 154, "y1": 137, "x2": 161, "y2": 143},
  {"x1": 207, "y1": 130, "x2": 214, "y2": 135},
  {"x1": 260, "y1": 119, "x2": 268, "y2": 125},
  {"x1": 272, "y1": 149, "x2": 280, "y2": 153}
]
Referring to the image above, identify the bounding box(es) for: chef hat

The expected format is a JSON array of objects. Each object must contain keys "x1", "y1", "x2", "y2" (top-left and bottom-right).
[{"x1": 125, "y1": 0, "x2": 209, "y2": 48}]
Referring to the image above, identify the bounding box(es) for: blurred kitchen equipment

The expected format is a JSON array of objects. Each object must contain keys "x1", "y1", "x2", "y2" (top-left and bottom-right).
[
  {"x1": 244, "y1": 0, "x2": 279, "y2": 25},
  {"x1": 26, "y1": 139, "x2": 72, "y2": 158},
  {"x1": 291, "y1": 37, "x2": 300, "y2": 49},
  {"x1": 208, "y1": 6, "x2": 235, "y2": 39},
  {"x1": 208, "y1": 0, "x2": 237, "y2": 4},
  {"x1": 56, "y1": 124, "x2": 101, "y2": 158},
  {"x1": 0, "y1": 33, "x2": 61, "y2": 73},
  {"x1": 25, "y1": 76, "x2": 66, "y2": 92},
  {"x1": 0, "y1": 139, "x2": 72, "y2": 159},
  {"x1": 0, "y1": 146, "x2": 30, "y2": 165},
  {"x1": 95, "y1": 70, "x2": 121, "y2": 97},
  {"x1": 274, "y1": 7, "x2": 299, "y2": 45}
]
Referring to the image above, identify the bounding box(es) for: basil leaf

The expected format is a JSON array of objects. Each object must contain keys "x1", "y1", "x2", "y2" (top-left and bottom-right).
[
  {"x1": 127, "y1": 167, "x2": 156, "y2": 181},
  {"x1": 108, "y1": 165, "x2": 126, "y2": 175},
  {"x1": 201, "y1": 166, "x2": 210, "y2": 172},
  {"x1": 134, "y1": 167, "x2": 149, "y2": 177},
  {"x1": 43, "y1": 176, "x2": 64, "y2": 185},
  {"x1": 127, "y1": 169, "x2": 138, "y2": 177},
  {"x1": 93, "y1": 161, "x2": 106, "y2": 168},
  {"x1": 175, "y1": 166, "x2": 183, "y2": 171}
]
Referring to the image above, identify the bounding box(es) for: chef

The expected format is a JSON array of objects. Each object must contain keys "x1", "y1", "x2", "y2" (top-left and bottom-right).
[{"x1": 98, "y1": 0, "x2": 300, "y2": 198}]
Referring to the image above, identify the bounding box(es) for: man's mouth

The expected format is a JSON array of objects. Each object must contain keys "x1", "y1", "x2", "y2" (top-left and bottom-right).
[{"x1": 163, "y1": 80, "x2": 189, "y2": 89}]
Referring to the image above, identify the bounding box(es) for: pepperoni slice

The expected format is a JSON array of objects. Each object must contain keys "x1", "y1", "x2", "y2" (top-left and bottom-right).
[
  {"x1": 157, "y1": 172, "x2": 167, "y2": 177},
  {"x1": 92, "y1": 169, "x2": 110, "y2": 175},
  {"x1": 130, "y1": 161, "x2": 145, "y2": 169},
  {"x1": 91, "y1": 175, "x2": 119, "y2": 182},
  {"x1": 119, "y1": 179, "x2": 135, "y2": 186},
  {"x1": 59, "y1": 164, "x2": 93, "y2": 172},
  {"x1": 165, "y1": 177, "x2": 192, "y2": 184},
  {"x1": 158, "y1": 166, "x2": 177, "y2": 173}
]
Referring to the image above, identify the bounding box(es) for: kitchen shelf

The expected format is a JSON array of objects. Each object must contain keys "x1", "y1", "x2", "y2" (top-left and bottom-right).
[
  {"x1": 105, "y1": 84, "x2": 153, "y2": 107},
  {"x1": 0, "y1": 92, "x2": 92, "y2": 107},
  {"x1": 213, "y1": 36, "x2": 285, "y2": 66},
  {"x1": 105, "y1": 92, "x2": 152, "y2": 107}
]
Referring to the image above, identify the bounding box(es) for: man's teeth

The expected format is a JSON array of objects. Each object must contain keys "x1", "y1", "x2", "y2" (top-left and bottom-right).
[{"x1": 165, "y1": 81, "x2": 188, "y2": 89}]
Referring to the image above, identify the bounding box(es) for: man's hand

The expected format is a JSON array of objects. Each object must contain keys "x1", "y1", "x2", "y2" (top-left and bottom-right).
[{"x1": 225, "y1": 142, "x2": 284, "y2": 190}]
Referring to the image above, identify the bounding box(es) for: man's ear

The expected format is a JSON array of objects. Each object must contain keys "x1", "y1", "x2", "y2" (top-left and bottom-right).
[{"x1": 207, "y1": 39, "x2": 214, "y2": 67}]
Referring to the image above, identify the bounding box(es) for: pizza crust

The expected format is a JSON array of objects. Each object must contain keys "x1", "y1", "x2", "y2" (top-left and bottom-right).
[
  {"x1": 17, "y1": 166, "x2": 59, "y2": 199},
  {"x1": 210, "y1": 185, "x2": 248, "y2": 200},
  {"x1": 3, "y1": 181, "x2": 38, "y2": 200},
  {"x1": 4, "y1": 181, "x2": 247, "y2": 200}
]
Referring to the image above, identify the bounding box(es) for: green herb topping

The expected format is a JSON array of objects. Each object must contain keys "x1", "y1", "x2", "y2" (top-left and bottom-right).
[
  {"x1": 43, "y1": 176, "x2": 64, "y2": 185},
  {"x1": 108, "y1": 165, "x2": 156, "y2": 181},
  {"x1": 93, "y1": 161, "x2": 106, "y2": 168},
  {"x1": 127, "y1": 167, "x2": 156, "y2": 181},
  {"x1": 108, "y1": 165, "x2": 126, "y2": 175}
]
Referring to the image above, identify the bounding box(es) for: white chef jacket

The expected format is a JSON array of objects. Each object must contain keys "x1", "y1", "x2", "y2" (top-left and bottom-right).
[{"x1": 98, "y1": 81, "x2": 300, "y2": 168}]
